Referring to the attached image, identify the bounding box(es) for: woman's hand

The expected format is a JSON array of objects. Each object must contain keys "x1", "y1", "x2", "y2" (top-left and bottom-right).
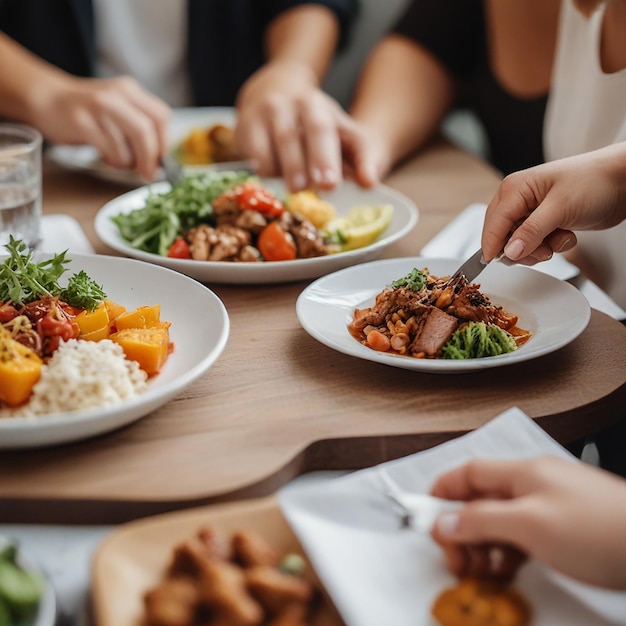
[
  {"x1": 32, "y1": 75, "x2": 170, "y2": 181},
  {"x1": 235, "y1": 60, "x2": 379, "y2": 192},
  {"x1": 430, "y1": 455, "x2": 626, "y2": 589},
  {"x1": 481, "y1": 143, "x2": 626, "y2": 264}
]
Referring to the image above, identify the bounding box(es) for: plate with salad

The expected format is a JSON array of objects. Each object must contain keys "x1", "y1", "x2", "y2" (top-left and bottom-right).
[
  {"x1": 296, "y1": 256, "x2": 591, "y2": 373},
  {"x1": 0, "y1": 239, "x2": 229, "y2": 449},
  {"x1": 94, "y1": 171, "x2": 418, "y2": 284}
]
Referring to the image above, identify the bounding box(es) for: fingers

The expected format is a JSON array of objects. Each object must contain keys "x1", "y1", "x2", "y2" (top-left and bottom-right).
[{"x1": 237, "y1": 91, "x2": 351, "y2": 192}]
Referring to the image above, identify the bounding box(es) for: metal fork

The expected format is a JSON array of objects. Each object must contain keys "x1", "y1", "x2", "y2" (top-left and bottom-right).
[
  {"x1": 378, "y1": 470, "x2": 463, "y2": 533},
  {"x1": 160, "y1": 155, "x2": 184, "y2": 186}
]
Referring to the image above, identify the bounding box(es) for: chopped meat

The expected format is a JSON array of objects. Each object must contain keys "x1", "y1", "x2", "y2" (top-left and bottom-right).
[
  {"x1": 351, "y1": 288, "x2": 430, "y2": 330},
  {"x1": 187, "y1": 224, "x2": 252, "y2": 261},
  {"x1": 409, "y1": 307, "x2": 459, "y2": 356},
  {"x1": 445, "y1": 284, "x2": 518, "y2": 330}
]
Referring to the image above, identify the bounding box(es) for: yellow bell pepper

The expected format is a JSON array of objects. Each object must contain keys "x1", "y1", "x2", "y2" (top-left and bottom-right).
[
  {"x1": 109, "y1": 323, "x2": 171, "y2": 375},
  {"x1": 0, "y1": 329, "x2": 42, "y2": 407},
  {"x1": 114, "y1": 304, "x2": 161, "y2": 331},
  {"x1": 75, "y1": 303, "x2": 110, "y2": 339}
]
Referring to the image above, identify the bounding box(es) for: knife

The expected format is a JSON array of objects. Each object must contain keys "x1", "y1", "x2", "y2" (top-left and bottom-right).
[{"x1": 449, "y1": 248, "x2": 489, "y2": 284}]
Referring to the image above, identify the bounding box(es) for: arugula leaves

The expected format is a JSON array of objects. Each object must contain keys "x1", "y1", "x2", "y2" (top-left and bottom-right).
[
  {"x1": 0, "y1": 236, "x2": 106, "y2": 310},
  {"x1": 112, "y1": 171, "x2": 253, "y2": 256}
]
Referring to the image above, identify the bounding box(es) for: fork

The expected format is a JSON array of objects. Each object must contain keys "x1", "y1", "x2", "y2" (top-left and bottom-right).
[
  {"x1": 378, "y1": 470, "x2": 463, "y2": 533},
  {"x1": 160, "y1": 155, "x2": 184, "y2": 186}
]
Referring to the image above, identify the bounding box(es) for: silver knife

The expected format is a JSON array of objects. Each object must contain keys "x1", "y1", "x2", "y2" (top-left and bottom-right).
[{"x1": 449, "y1": 248, "x2": 488, "y2": 284}]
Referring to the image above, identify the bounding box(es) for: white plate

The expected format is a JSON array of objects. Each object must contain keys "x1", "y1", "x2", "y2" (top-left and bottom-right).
[
  {"x1": 46, "y1": 107, "x2": 238, "y2": 186},
  {"x1": 296, "y1": 257, "x2": 591, "y2": 373},
  {"x1": 94, "y1": 180, "x2": 419, "y2": 284},
  {"x1": 0, "y1": 253, "x2": 229, "y2": 449}
]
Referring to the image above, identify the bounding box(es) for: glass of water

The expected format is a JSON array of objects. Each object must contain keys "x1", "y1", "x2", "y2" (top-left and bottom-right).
[{"x1": 0, "y1": 123, "x2": 42, "y2": 250}]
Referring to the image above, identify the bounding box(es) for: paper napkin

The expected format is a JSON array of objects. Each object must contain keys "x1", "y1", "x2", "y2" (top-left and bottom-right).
[
  {"x1": 40, "y1": 214, "x2": 95, "y2": 255},
  {"x1": 279, "y1": 407, "x2": 626, "y2": 626},
  {"x1": 421, "y1": 203, "x2": 626, "y2": 321}
]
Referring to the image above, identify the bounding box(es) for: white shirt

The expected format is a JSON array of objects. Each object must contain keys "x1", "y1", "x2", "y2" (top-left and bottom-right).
[
  {"x1": 93, "y1": 0, "x2": 193, "y2": 107},
  {"x1": 544, "y1": 0, "x2": 626, "y2": 160}
]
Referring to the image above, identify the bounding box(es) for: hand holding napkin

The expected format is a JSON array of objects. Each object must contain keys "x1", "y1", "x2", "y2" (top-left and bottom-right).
[{"x1": 279, "y1": 407, "x2": 626, "y2": 626}]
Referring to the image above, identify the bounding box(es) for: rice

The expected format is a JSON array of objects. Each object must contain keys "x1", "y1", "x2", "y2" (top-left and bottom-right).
[{"x1": 1, "y1": 339, "x2": 149, "y2": 418}]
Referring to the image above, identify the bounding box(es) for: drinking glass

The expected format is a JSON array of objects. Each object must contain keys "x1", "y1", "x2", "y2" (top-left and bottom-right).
[{"x1": 0, "y1": 123, "x2": 42, "y2": 249}]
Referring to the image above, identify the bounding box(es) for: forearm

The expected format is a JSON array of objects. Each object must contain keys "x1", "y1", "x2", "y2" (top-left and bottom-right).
[
  {"x1": 0, "y1": 32, "x2": 70, "y2": 125},
  {"x1": 349, "y1": 35, "x2": 456, "y2": 172},
  {"x1": 263, "y1": 4, "x2": 340, "y2": 83}
]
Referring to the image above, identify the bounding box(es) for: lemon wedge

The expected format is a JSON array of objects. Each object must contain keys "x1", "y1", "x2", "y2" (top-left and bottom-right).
[{"x1": 325, "y1": 204, "x2": 394, "y2": 251}]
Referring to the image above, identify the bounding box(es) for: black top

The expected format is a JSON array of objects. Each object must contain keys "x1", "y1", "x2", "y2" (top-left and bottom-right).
[
  {"x1": 392, "y1": 0, "x2": 547, "y2": 174},
  {"x1": 0, "y1": 0, "x2": 355, "y2": 107}
]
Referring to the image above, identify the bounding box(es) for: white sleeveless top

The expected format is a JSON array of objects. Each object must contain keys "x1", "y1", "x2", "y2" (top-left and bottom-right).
[
  {"x1": 92, "y1": 0, "x2": 193, "y2": 106},
  {"x1": 544, "y1": 0, "x2": 626, "y2": 160},
  {"x1": 544, "y1": 0, "x2": 626, "y2": 310}
]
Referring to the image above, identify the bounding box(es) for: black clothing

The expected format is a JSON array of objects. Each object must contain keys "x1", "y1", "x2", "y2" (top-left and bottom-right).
[
  {"x1": 392, "y1": 0, "x2": 547, "y2": 175},
  {"x1": 0, "y1": 0, "x2": 355, "y2": 106}
]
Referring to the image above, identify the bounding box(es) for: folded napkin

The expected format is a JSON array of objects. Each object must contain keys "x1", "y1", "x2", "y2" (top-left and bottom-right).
[
  {"x1": 40, "y1": 214, "x2": 95, "y2": 255},
  {"x1": 279, "y1": 407, "x2": 626, "y2": 626},
  {"x1": 421, "y1": 203, "x2": 626, "y2": 320}
]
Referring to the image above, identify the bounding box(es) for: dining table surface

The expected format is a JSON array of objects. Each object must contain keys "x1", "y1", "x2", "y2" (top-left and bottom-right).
[{"x1": 2, "y1": 139, "x2": 626, "y2": 525}]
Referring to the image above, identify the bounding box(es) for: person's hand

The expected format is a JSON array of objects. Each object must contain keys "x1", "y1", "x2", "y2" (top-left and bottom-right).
[
  {"x1": 481, "y1": 143, "x2": 626, "y2": 264},
  {"x1": 235, "y1": 60, "x2": 380, "y2": 192},
  {"x1": 31, "y1": 75, "x2": 170, "y2": 181},
  {"x1": 429, "y1": 456, "x2": 626, "y2": 590}
]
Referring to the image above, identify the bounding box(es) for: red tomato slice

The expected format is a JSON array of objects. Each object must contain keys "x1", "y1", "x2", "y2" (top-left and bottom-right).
[
  {"x1": 236, "y1": 183, "x2": 284, "y2": 217},
  {"x1": 167, "y1": 238, "x2": 192, "y2": 259},
  {"x1": 257, "y1": 222, "x2": 297, "y2": 261}
]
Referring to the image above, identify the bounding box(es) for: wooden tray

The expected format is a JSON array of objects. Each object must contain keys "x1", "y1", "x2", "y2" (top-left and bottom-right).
[{"x1": 91, "y1": 496, "x2": 344, "y2": 626}]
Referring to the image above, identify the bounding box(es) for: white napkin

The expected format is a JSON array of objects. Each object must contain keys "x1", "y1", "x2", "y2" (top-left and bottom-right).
[
  {"x1": 279, "y1": 407, "x2": 626, "y2": 626},
  {"x1": 421, "y1": 203, "x2": 626, "y2": 320},
  {"x1": 40, "y1": 214, "x2": 95, "y2": 254}
]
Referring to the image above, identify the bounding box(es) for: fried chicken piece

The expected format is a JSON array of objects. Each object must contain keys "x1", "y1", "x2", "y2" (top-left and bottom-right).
[
  {"x1": 244, "y1": 565, "x2": 314, "y2": 615},
  {"x1": 143, "y1": 577, "x2": 199, "y2": 626},
  {"x1": 200, "y1": 561, "x2": 264, "y2": 626},
  {"x1": 168, "y1": 527, "x2": 231, "y2": 579},
  {"x1": 232, "y1": 530, "x2": 281, "y2": 568},
  {"x1": 265, "y1": 602, "x2": 310, "y2": 626},
  {"x1": 431, "y1": 577, "x2": 531, "y2": 626}
]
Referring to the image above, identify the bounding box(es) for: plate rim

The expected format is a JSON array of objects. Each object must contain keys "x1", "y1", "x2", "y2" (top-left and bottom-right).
[{"x1": 296, "y1": 256, "x2": 591, "y2": 373}]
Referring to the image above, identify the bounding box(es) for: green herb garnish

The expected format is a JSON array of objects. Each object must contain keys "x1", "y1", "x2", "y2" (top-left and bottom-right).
[
  {"x1": 392, "y1": 268, "x2": 426, "y2": 292},
  {"x1": 61, "y1": 270, "x2": 106, "y2": 312},
  {"x1": 441, "y1": 321, "x2": 517, "y2": 359},
  {"x1": 112, "y1": 171, "x2": 253, "y2": 256},
  {"x1": 0, "y1": 236, "x2": 69, "y2": 306},
  {"x1": 0, "y1": 236, "x2": 107, "y2": 310}
]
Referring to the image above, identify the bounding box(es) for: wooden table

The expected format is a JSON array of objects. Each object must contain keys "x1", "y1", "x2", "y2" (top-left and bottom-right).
[{"x1": 2, "y1": 142, "x2": 625, "y2": 524}]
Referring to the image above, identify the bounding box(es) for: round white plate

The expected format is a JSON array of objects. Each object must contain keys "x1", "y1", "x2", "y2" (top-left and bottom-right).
[
  {"x1": 94, "y1": 180, "x2": 419, "y2": 284},
  {"x1": 296, "y1": 257, "x2": 591, "y2": 373},
  {"x1": 0, "y1": 253, "x2": 229, "y2": 449},
  {"x1": 46, "y1": 107, "x2": 238, "y2": 186}
]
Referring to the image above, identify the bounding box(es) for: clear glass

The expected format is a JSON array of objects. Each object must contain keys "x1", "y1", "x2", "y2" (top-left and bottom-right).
[{"x1": 0, "y1": 123, "x2": 42, "y2": 250}]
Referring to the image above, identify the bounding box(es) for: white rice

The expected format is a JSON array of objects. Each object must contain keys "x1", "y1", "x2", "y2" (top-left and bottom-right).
[{"x1": 0, "y1": 339, "x2": 149, "y2": 418}]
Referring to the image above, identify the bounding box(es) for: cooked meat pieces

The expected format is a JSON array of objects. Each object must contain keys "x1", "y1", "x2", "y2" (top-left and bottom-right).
[{"x1": 409, "y1": 306, "x2": 459, "y2": 356}]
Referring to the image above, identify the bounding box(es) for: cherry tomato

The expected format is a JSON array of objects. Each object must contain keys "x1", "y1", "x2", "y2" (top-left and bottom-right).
[
  {"x1": 257, "y1": 222, "x2": 297, "y2": 261},
  {"x1": 167, "y1": 238, "x2": 192, "y2": 259},
  {"x1": 236, "y1": 183, "x2": 284, "y2": 217}
]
